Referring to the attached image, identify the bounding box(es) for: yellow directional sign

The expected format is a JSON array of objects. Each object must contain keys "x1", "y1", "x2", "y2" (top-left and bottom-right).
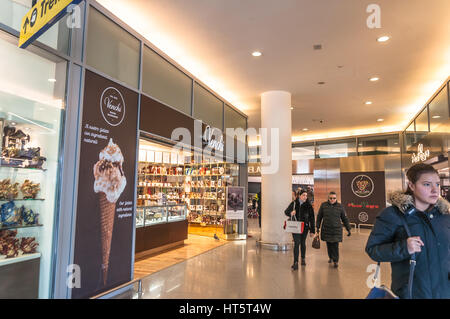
[{"x1": 19, "y1": 0, "x2": 83, "y2": 49}]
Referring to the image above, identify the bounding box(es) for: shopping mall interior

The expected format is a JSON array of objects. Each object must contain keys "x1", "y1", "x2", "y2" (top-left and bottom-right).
[{"x1": 0, "y1": 0, "x2": 449, "y2": 301}]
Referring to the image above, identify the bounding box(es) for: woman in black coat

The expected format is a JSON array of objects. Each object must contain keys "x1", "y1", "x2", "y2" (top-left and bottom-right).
[
  {"x1": 316, "y1": 192, "x2": 351, "y2": 268},
  {"x1": 284, "y1": 190, "x2": 315, "y2": 269},
  {"x1": 366, "y1": 163, "x2": 450, "y2": 299}
]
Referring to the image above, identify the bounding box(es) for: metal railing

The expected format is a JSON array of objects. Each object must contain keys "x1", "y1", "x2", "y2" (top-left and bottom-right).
[{"x1": 91, "y1": 278, "x2": 143, "y2": 299}]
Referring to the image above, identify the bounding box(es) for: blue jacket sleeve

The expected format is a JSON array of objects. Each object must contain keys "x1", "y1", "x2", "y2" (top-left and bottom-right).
[{"x1": 365, "y1": 208, "x2": 410, "y2": 263}]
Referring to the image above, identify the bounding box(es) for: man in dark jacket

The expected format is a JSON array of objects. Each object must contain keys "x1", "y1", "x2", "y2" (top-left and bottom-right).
[
  {"x1": 316, "y1": 191, "x2": 351, "y2": 268},
  {"x1": 366, "y1": 191, "x2": 450, "y2": 299}
]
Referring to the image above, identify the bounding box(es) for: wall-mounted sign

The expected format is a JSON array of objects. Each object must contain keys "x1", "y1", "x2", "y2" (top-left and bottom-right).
[
  {"x1": 202, "y1": 125, "x2": 224, "y2": 152},
  {"x1": 226, "y1": 187, "x2": 245, "y2": 220},
  {"x1": 19, "y1": 0, "x2": 83, "y2": 49},
  {"x1": 72, "y1": 70, "x2": 138, "y2": 299},
  {"x1": 411, "y1": 144, "x2": 430, "y2": 163},
  {"x1": 340, "y1": 171, "x2": 386, "y2": 225}
]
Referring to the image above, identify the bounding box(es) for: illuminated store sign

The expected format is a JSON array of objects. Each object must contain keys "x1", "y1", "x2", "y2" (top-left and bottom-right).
[{"x1": 411, "y1": 144, "x2": 430, "y2": 163}]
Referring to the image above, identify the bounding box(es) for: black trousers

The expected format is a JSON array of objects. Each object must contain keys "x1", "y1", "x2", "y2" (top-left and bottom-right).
[
  {"x1": 292, "y1": 227, "x2": 309, "y2": 263},
  {"x1": 326, "y1": 242, "x2": 339, "y2": 262}
]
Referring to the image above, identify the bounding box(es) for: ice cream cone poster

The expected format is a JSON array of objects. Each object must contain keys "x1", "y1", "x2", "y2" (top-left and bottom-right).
[{"x1": 72, "y1": 70, "x2": 138, "y2": 299}]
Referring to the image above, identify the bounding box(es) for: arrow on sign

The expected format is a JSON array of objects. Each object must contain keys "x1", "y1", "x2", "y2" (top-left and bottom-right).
[{"x1": 23, "y1": 16, "x2": 30, "y2": 34}]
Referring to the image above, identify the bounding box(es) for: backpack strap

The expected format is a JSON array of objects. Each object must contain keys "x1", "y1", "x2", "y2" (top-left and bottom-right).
[{"x1": 396, "y1": 206, "x2": 416, "y2": 299}]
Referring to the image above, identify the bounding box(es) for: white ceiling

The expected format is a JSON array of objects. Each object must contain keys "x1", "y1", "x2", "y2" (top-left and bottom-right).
[{"x1": 97, "y1": 0, "x2": 450, "y2": 142}]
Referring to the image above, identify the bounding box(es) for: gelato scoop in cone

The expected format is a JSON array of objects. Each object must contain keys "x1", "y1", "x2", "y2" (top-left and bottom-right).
[{"x1": 93, "y1": 138, "x2": 126, "y2": 286}]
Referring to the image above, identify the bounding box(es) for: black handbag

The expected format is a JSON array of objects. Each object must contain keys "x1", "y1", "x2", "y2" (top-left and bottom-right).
[
  {"x1": 366, "y1": 210, "x2": 416, "y2": 299},
  {"x1": 312, "y1": 235, "x2": 320, "y2": 249}
]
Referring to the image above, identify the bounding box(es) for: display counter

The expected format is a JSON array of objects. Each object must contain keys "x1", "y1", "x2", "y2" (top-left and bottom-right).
[{"x1": 135, "y1": 204, "x2": 188, "y2": 256}]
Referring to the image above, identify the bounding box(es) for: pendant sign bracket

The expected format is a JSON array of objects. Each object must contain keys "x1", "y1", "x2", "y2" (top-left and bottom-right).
[{"x1": 19, "y1": 0, "x2": 84, "y2": 49}]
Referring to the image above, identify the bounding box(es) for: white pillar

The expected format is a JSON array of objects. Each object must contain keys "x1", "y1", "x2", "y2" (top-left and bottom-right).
[{"x1": 260, "y1": 91, "x2": 292, "y2": 246}]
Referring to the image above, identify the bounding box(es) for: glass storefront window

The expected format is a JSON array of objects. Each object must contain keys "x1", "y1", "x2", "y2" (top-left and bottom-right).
[
  {"x1": 358, "y1": 135, "x2": 400, "y2": 155},
  {"x1": 194, "y1": 83, "x2": 223, "y2": 130},
  {"x1": 0, "y1": 31, "x2": 67, "y2": 298},
  {"x1": 137, "y1": 138, "x2": 240, "y2": 239},
  {"x1": 415, "y1": 106, "x2": 429, "y2": 142},
  {"x1": 225, "y1": 104, "x2": 247, "y2": 163},
  {"x1": 0, "y1": 0, "x2": 71, "y2": 55},
  {"x1": 429, "y1": 85, "x2": 450, "y2": 133},
  {"x1": 142, "y1": 46, "x2": 192, "y2": 115},
  {"x1": 317, "y1": 139, "x2": 356, "y2": 158},
  {"x1": 404, "y1": 121, "x2": 415, "y2": 151},
  {"x1": 292, "y1": 144, "x2": 315, "y2": 160},
  {"x1": 86, "y1": 7, "x2": 140, "y2": 89}
]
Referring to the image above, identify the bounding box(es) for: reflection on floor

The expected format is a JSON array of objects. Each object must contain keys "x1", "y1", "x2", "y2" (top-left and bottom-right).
[
  {"x1": 124, "y1": 218, "x2": 392, "y2": 299},
  {"x1": 134, "y1": 234, "x2": 228, "y2": 279}
]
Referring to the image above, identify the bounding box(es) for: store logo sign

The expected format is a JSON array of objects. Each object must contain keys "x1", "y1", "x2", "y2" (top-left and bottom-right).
[
  {"x1": 411, "y1": 144, "x2": 430, "y2": 163},
  {"x1": 100, "y1": 87, "x2": 126, "y2": 127},
  {"x1": 202, "y1": 125, "x2": 224, "y2": 152},
  {"x1": 351, "y1": 175, "x2": 374, "y2": 198},
  {"x1": 358, "y1": 212, "x2": 369, "y2": 223}
]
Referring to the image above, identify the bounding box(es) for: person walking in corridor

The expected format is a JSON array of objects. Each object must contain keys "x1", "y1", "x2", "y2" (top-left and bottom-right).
[
  {"x1": 366, "y1": 163, "x2": 450, "y2": 299},
  {"x1": 316, "y1": 192, "x2": 351, "y2": 268},
  {"x1": 285, "y1": 190, "x2": 315, "y2": 269}
]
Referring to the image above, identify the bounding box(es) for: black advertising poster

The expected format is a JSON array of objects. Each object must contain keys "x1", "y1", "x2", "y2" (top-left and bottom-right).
[
  {"x1": 72, "y1": 70, "x2": 138, "y2": 299},
  {"x1": 340, "y1": 171, "x2": 386, "y2": 225}
]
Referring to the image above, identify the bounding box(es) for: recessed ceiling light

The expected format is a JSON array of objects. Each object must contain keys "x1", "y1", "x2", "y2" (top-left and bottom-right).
[
  {"x1": 318, "y1": 81, "x2": 325, "y2": 85},
  {"x1": 48, "y1": 78, "x2": 57, "y2": 82},
  {"x1": 369, "y1": 77, "x2": 380, "y2": 82},
  {"x1": 377, "y1": 118, "x2": 384, "y2": 122},
  {"x1": 303, "y1": 128, "x2": 309, "y2": 131},
  {"x1": 337, "y1": 65, "x2": 344, "y2": 68},
  {"x1": 432, "y1": 115, "x2": 441, "y2": 119},
  {"x1": 313, "y1": 44, "x2": 322, "y2": 50},
  {"x1": 394, "y1": 142, "x2": 399, "y2": 145},
  {"x1": 11, "y1": 122, "x2": 16, "y2": 126},
  {"x1": 377, "y1": 36, "x2": 390, "y2": 42},
  {"x1": 252, "y1": 51, "x2": 262, "y2": 57},
  {"x1": 365, "y1": 101, "x2": 372, "y2": 105},
  {"x1": 290, "y1": 107, "x2": 294, "y2": 110}
]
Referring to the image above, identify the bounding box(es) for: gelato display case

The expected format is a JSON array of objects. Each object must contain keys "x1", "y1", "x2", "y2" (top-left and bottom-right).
[{"x1": 135, "y1": 204, "x2": 186, "y2": 227}]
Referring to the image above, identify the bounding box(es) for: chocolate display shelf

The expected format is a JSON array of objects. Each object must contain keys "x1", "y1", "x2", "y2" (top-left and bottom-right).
[
  {"x1": 0, "y1": 224, "x2": 43, "y2": 231},
  {"x1": 0, "y1": 198, "x2": 45, "y2": 202},
  {"x1": 0, "y1": 162, "x2": 46, "y2": 171}
]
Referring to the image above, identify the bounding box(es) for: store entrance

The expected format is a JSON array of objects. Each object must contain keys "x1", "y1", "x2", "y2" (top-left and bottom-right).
[{"x1": 135, "y1": 137, "x2": 243, "y2": 261}]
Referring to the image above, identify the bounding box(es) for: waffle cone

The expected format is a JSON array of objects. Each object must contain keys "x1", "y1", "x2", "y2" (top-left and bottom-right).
[{"x1": 99, "y1": 192, "x2": 116, "y2": 286}]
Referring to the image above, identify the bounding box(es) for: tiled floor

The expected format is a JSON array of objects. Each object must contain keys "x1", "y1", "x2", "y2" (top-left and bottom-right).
[{"x1": 118, "y1": 218, "x2": 391, "y2": 299}]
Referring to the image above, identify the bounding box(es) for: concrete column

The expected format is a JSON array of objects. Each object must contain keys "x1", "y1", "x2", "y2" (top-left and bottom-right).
[{"x1": 260, "y1": 91, "x2": 292, "y2": 247}]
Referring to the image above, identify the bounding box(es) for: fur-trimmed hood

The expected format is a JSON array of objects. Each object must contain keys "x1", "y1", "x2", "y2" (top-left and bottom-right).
[{"x1": 388, "y1": 191, "x2": 450, "y2": 215}]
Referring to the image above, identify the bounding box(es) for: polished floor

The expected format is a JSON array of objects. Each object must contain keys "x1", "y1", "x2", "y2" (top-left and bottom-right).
[
  {"x1": 134, "y1": 234, "x2": 228, "y2": 279},
  {"x1": 118, "y1": 218, "x2": 392, "y2": 299}
]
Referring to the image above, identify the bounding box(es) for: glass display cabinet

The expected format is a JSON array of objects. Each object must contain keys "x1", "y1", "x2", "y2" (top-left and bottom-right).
[{"x1": 135, "y1": 204, "x2": 187, "y2": 228}]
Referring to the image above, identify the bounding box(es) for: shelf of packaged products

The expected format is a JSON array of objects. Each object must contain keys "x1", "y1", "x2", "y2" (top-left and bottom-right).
[
  {"x1": 138, "y1": 185, "x2": 184, "y2": 188},
  {"x1": 0, "y1": 198, "x2": 45, "y2": 202},
  {"x1": 0, "y1": 252, "x2": 41, "y2": 267},
  {"x1": 0, "y1": 224, "x2": 43, "y2": 231},
  {"x1": 0, "y1": 164, "x2": 46, "y2": 172}
]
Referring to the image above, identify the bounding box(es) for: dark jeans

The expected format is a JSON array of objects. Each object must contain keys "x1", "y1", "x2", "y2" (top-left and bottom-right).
[
  {"x1": 326, "y1": 242, "x2": 339, "y2": 262},
  {"x1": 292, "y1": 227, "x2": 309, "y2": 263}
]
